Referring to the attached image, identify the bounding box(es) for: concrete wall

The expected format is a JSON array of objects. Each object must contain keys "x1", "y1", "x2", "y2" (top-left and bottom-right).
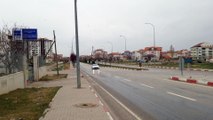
[
  {"x1": 0, "y1": 72, "x2": 24, "y2": 95},
  {"x1": 0, "y1": 66, "x2": 48, "y2": 95},
  {"x1": 39, "y1": 66, "x2": 47, "y2": 79}
]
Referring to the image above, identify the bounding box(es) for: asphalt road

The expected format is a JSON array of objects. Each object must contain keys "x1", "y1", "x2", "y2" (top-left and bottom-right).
[{"x1": 81, "y1": 63, "x2": 213, "y2": 120}]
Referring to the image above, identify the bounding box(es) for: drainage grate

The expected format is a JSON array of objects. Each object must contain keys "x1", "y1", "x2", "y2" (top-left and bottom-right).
[{"x1": 74, "y1": 103, "x2": 98, "y2": 108}]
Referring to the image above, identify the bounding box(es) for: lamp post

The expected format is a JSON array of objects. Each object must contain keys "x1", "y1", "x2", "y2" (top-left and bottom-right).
[
  {"x1": 107, "y1": 41, "x2": 113, "y2": 53},
  {"x1": 120, "y1": 35, "x2": 127, "y2": 51},
  {"x1": 145, "y1": 23, "x2": 156, "y2": 47},
  {"x1": 74, "y1": 0, "x2": 81, "y2": 88}
]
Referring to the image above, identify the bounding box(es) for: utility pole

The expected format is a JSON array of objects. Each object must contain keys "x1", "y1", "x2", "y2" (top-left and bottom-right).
[
  {"x1": 53, "y1": 30, "x2": 59, "y2": 76},
  {"x1": 74, "y1": 0, "x2": 81, "y2": 88}
]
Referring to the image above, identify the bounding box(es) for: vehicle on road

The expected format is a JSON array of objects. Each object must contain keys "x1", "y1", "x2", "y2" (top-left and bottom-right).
[{"x1": 91, "y1": 64, "x2": 100, "y2": 70}]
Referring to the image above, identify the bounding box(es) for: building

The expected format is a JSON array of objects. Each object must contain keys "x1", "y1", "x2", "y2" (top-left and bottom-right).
[
  {"x1": 92, "y1": 49, "x2": 108, "y2": 60},
  {"x1": 190, "y1": 42, "x2": 213, "y2": 61},
  {"x1": 28, "y1": 38, "x2": 54, "y2": 63},
  {"x1": 110, "y1": 52, "x2": 122, "y2": 62},
  {"x1": 122, "y1": 50, "x2": 132, "y2": 60},
  {"x1": 131, "y1": 49, "x2": 144, "y2": 61},
  {"x1": 144, "y1": 46, "x2": 162, "y2": 61}
]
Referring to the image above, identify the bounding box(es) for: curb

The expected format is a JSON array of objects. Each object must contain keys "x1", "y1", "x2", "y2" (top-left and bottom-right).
[
  {"x1": 147, "y1": 66, "x2": 213, "y2": 72},
  {"x1": 98, "y1": 64, "x2": 148, "y2": 71},
  {"x1": 89, "y1": 86, "x2": 114, "y2": 120},
  {"x1": 170, "y1": 76, "x2": 213, "y2": 87}
]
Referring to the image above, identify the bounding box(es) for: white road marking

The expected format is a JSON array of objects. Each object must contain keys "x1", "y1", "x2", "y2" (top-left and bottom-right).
[
  {"x1": 140, "y1": 83, "x2": 154, "y2": 89},
  {"x1": 98, "y1": 83, "x2": 142, "y2": 120},
  {"x1": 107, "y1": 112, "x2": 114, "y2": 120},
  {"x1": 95, "y1": 93, "x2": 98, "y2": 98},
  {"x1": 167, "y1": 92, "x2": 197, "y2": 102},
  {"x1": 123, "y1": 79, "x2": 131, "y2": 82},
  {"x1": 115, "y1": 76, "x2": 121, "y2": 79},
  {"x1": 99, "y1": 100, "x2": 104, "y2": 106}
]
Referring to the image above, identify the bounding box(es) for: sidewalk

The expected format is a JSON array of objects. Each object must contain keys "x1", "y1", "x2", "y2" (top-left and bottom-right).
[{"x1": 28, "y1": 67, "x2": 111, "y2": 120}]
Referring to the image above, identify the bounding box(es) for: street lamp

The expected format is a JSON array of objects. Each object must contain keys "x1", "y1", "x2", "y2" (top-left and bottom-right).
[
  {"x1": 120, "y1": 35, "x2": 127, "y2": 51},
  {"x1": 107, "y1": 41, "x2": 113, "y2": 53},
  {"x1": 74, "y1": 0, "x2": 81, "y2": 88},
  {"x1": 145, "y1": 23, "x2": 156, "y2": 47}
]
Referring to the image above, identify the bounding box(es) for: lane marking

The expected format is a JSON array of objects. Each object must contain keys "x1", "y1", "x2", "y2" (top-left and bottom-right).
[
  {"x1": 115, "y1": 76, "x2": 121, "y2": 79},
  {"x1": 97, "y1": 83, "x2": 142, "y2": 120},
  {"x1": 83, "y1": 70, "x2": 142, "y2": 120},
  {"x1": 140, "y1": 83, "x2": 154, "y2": 89},
  {"x1": 99, "y1": 100, "x2": 104, "y2": 106},
  {"x1": 107, "y1": 112, "x2": 114, "y2": 120},
  {"x1": 167, "y1": 92, "x2": 197, "y2": 102},
  {"x1": 94, "y1": 93, "x2": 98, "y2": 98},
  {"x1": 123, "y1": 79, "x2": 131, "y2": 82}
]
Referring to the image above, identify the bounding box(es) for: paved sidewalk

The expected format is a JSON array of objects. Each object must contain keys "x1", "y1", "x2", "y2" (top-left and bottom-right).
[{"x1": 29, "y1": 67, "x2": 110, "y2": 120}]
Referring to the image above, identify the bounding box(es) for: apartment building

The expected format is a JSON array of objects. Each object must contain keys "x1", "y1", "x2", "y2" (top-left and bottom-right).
[{"x1": 190, "y1": 42, "x2": 213, "y2": 61}]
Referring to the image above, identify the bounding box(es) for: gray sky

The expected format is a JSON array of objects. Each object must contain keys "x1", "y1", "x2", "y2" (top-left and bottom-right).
[{"x1": 1, "y1": 0, "x2": 213, "y2": 56}]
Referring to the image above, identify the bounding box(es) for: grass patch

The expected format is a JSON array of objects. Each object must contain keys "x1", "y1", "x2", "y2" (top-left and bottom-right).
[
  {"x1": 0, "y1": 87, "x2": 60, "y2": 120},
  {"x1": 63, "y1": 63, "x2": 70, "y2": 70},
  {"x1": 191, "y1": 63, "x2": 213, "y2": 69},
  {"x1": 51, "y1": 65, "x2": 64, "y2": 71},
  {"x1": 51, "y1": 63, "x2": 70, "y2": 71},
  {"x1": 39, "y1": 74, "x2": 68, "y2": 81}
]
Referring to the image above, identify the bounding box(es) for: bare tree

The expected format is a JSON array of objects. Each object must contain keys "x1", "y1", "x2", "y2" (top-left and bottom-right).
[{"x1": 0, "y1": 25, "x2": 21, "y2": 74}]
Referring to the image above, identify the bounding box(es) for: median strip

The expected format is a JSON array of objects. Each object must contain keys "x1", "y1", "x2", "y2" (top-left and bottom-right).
[{"x1": 170, "y1": 76, "x2": 213, "y2": 87}]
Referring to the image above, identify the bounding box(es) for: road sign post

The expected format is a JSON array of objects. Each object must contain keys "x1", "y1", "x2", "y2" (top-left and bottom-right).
[{"x1": 179, "y1": 57, "x2": 185, "y2": 76}]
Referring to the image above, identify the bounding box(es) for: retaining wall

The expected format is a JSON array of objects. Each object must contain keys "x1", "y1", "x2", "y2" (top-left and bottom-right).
[{"x1": 0, "y1": 72, "x2": 24, "y2": 95}]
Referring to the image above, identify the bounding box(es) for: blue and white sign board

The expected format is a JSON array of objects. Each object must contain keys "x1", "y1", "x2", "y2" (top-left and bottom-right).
[
  {"x1": 22, "y1": 29, "x2": 37, "y2": 40},
  {"x1": 12, "y1": 29, "x2": 22, "y2": 40}
]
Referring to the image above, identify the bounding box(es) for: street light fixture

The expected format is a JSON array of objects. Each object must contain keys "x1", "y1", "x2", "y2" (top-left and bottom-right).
[
  {"x1": 145, "y1": 23, "x2": 156, "y2": 47},
  {"x1": 120, "y1": 35, "x2": 127, "y2": 51}
]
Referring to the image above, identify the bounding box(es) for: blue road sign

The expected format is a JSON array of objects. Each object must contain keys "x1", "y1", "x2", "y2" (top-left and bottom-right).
[
  {"x1": 13, "y1": 30, "x2": 21, "y2": 36},
  {"x1": 13, "y1": 29, "x2": 22, "y2": 40},
  {"x1": 22, "y1": 29, "x2": 37, "y2": 40},
  {"x1": 184, "y1": 58, "x2": 192, "y2": 63}
]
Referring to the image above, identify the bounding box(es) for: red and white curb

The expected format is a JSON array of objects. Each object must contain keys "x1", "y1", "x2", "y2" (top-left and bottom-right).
[
  {"x1": 89, "y1": 86, "x2": 114, "y2": 120},
  {"x1": 170, "y1": 76, "x2": 213, "y2": 87},
  {"x1": 147, "y1": 66, "x2": 213, "y2": 72}
]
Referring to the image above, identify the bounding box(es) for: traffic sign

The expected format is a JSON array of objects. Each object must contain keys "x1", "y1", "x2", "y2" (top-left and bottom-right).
[
  {"x1": 13, "y1": 29, "x2": 22, "y2": 40},
  {"x1": 22, "y1": 29, "x2": 37, "y2": 40}
]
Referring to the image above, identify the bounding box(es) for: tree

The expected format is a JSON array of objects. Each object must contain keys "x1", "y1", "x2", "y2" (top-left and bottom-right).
[{"x1": 0, "y1": 25, "x2": 22, "y2": 74}]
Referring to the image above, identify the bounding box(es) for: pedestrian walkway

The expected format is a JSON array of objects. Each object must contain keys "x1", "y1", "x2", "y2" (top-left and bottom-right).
[{"x1": 29, "y1": 66, "x2": 110, "y2": 120}]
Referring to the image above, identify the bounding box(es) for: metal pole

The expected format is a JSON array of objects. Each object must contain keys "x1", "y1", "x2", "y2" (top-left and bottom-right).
[
  {"x1": 120, "y1": 35, "x2": 127, "y2": 51},
  {"x1": 145, "y1": 23, "x2": 155, "y2": 47},
  {"x1": 145, "y1": 23, "x2": 156, "y2": 62},
  {"x1": 107, "y1": 41, "x2": 113, "y2": 53},
  {"x1": 53, "y1": 30, "x2": 59, "y2": 76},
  {"x1": 74, "y1": 0, "x2": 81, "y2": 88}
]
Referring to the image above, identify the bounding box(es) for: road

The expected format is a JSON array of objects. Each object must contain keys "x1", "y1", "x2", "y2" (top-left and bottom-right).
[{"x1": 81, "y1": 63, "x2": 213, "y2": 120}]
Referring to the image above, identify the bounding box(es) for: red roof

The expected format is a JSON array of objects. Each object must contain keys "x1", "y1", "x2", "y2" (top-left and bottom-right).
[
  {"x1": 191, "y1": 42, "x2": 204, "y2": 48},
  {"x1": 144, "y1": 47, "x2": 162, "y2": 51}
]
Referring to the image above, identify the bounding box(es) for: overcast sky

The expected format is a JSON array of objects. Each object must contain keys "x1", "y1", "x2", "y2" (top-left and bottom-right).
[{"x1": 0, "y1": 0, "x2": 213, "y2": 56}]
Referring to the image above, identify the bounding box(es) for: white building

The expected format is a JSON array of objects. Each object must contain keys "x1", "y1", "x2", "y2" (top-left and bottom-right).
[
  {"x1": 144, "y1": 47, "x2": 162, "y2": 61},
  {"x1": 190, "y1": 42, "x2": 213, "y2": 61},
  {"x1": 131, "y1": 50, "x2": 144, "y2": 61}
]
